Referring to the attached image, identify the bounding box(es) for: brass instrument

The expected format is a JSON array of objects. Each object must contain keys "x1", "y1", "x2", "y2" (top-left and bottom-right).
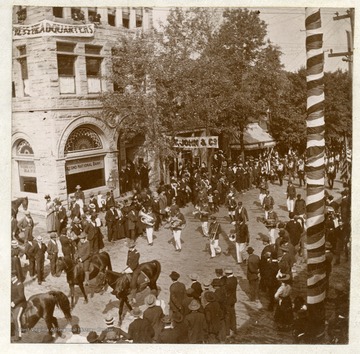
[
  {"x1": 139, "y1": 210, "x2": 155, "y2": 226},
  {"x1": 228, "y1": 233, "x2": 236, "y2": 242},
  {"x1": 164, "y1": 215, "x2": 185, "y2": 230}
]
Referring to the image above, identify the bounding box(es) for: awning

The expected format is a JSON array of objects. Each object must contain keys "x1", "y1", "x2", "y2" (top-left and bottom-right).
[{"x1": 230, "y1": 123, "x2": 276, "y2": 150}]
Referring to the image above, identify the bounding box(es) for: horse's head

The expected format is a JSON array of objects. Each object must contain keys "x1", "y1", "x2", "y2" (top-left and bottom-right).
[
  {"x1": 22, "y1": 197, "x2": 29, "y2": 211},
  {"x1": 21, "y1": 300, "x2": 39, "y2": 330},
  {"x1": 105, "y1": 270, "x2": 129, "y2": 296}
]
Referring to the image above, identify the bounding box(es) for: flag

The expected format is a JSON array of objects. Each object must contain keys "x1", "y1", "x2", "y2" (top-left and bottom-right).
[{"x1": 340, "y1": 136, "x2": 351, "y2": 181}]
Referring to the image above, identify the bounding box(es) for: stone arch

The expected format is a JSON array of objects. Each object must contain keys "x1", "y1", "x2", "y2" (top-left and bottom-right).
[
  {"x1": 57, "y1": 116, "x2": 118, "y2": 159},
  {"x1": 12, "y1": 132, "x2": 37, "y2": 157}
]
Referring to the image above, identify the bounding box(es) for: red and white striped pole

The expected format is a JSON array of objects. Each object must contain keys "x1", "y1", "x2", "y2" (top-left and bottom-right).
[{"x1": 305, "y1": 7, "x2": 326, "y2": 342}]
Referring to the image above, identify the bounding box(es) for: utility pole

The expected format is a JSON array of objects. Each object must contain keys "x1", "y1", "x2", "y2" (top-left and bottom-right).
[{"x1": 328, "y1": 8, "x2": 354, "y2": 75}]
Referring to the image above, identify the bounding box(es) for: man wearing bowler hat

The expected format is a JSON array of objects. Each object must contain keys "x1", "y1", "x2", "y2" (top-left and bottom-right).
[
  {"x1": 34, "y1": 235, "x2": 47, "y2": 284},
  {"x1": 246, "y1": 246, "x2": 261, "y2": 304},
  {"x1": 224, "y1": 268, "x2": 237, "y2": 337},
  {"x1": 169, "y1": 271, "x2": 186, "y2": 316}
]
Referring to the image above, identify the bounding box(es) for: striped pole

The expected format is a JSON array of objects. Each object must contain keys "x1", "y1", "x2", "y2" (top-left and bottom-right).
[{"x1": 305, "y1": 8, "x2": 326, "y2": 342}]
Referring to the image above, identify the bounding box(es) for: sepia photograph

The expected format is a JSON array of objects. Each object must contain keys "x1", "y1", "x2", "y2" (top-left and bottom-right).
[{"x1": 6, "y1": 1, "x2": 357, "y2": 348}]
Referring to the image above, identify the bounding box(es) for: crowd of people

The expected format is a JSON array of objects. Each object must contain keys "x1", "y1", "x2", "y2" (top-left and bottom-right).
[{"x1": 10, "y1": 147, "x2": 351, "y2": 343}]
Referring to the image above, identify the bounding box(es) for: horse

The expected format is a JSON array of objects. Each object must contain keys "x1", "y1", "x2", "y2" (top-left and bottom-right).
[
  {"x1": 20, "y1": 291, "x2": 72, "y2": 338},
  {"x1": 105, "y1": 260, "x2": 161, "y2": 323},
  {"x1": 11, "y1": 197, "x2": 28, "y2": 218},
  {"x1": 88, "y1": 251, "x2": 112, "y2": 293},
  {"x1": 57, "y1": 251, "x2": 112, "y2": 307},
  {"x1": 56, "y1": 256, "x2": 88, "y2": 309}
]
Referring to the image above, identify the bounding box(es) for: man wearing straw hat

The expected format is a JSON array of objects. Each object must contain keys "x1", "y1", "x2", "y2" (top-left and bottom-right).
[{"x1": 98, "y1": 313, "x2": 128, "y2": 343}]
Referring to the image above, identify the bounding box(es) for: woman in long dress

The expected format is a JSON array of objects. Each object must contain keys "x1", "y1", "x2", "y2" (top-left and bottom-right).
[
  {"x1": 45, "y1": 195, "x2": 56, "y2": 233},
  {"x1": 274, "y1": 273, "x2": 293, "y2": 330}
]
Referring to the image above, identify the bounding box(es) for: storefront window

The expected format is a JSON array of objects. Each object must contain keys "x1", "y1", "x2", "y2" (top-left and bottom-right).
[{"x1": 16, "y1": 139, "x2": 37, "y2": 193}]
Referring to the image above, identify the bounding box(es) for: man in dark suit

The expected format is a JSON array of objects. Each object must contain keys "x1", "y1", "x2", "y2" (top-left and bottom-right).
[
  {"x1": 34, "y1": 235, "x2": 47, "y2": 284},
  {"x1": 204, "y1": 291, "x2": 224, "y2": 343},
  {"x1": 105, "y1": 204, "x2": 119, "y2": 242},
  {"x1": 74, "y1": 185, "x2": 85, "y2": 204},
  {"x1": 169, "y1": 271, "x2": 186, "y2": 316},
  {"x1": 127, "y1": 307, "x2": 155, "y2": 343},
  {"x1": 60, "y1": 228, "x2": 76, "y2": 262},
  {"x1": 24, "y1": 237, "x2": 36, "y2": 279},
  {"x1": 285, "y1": 212, "x2": 303, "y2": 248},
  {"x1": 47, "y1": 233, "x2": 59, "y2": 276},
  {"x1": 246, "y1": 246, "x2": 261, "y2": 303},
  {"x1": 55, "y1": 200, "x2": 67, "y2": 236},
  {"x1": 189, "y1": 273, "x2": 202, "y2": 301},
  {"x1": 157, "y1": 316, "x2": 179, "y2": 343},
  {"x1": 211, "y1": 278, "x2": 227, "y2": 342},
  {"x1": 184, "y1": 299, "x2": 208, "y2": 343},
  {"x1": 224, "y1": 268, "x2": 237, "y2": 337}
]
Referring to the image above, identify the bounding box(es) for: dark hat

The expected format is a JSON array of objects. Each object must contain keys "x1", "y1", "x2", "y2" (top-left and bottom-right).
[
  {"x1": 171, "y1": 312, "x2": 184, "y2": 323},
  {"x1": 215, "y1": 268, "x2": 223, "y2": 276},
  {"x1": 188, "y1": 299, "x2": 201, "y2": 311},
  {"x1": 44, "y1": 194, "x2": 51, "y2": 200},
  {"x1": 161, "y1": 315, "x2": 172, "y2": 324},
  {"x1": 87, "y1": 331, "x2": 99, "y2": 343},
  {"x1": 131, "y1": 307, "x2": 143, "y2": 318},
  {"x1": 204, "y1": 291, "x2": 216, "y2": 302},
  {"x1": 90, "y1": 192, "x2": 95, "y2": 197},
  {"x1": 247, "y1": 246, "x2": 254, "y2": 254},
  {"x1": 262, "y1": 235, "x2": 270, "y2": 244},
  {"x1": 169, "y1": 271, "x2": 180, "y2": 281}
]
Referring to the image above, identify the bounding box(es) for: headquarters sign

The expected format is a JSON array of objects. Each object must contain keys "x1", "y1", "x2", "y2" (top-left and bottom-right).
[{"x1": 13, "y1": 20, "x2": 95, "y2": 39}]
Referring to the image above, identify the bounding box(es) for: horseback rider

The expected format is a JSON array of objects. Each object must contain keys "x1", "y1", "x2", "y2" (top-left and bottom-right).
[
  {"x1": 74, "y1": 233, "x2": 91, "y2": 286},
  {"x1": 11, "y1": 270, "x2": 27, "y2": 342},
  {"x1": 123, "y1": 240, "x2": 141, "y2": 301}
]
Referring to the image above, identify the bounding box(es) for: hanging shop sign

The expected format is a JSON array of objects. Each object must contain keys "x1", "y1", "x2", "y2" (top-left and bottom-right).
[
  {"x1": 173, "y1": 136, "x2": 219, "y2": 149},
  {"x1": 65, "y1": 156, "x2": 104, "y2": 175},
  {"x1": 18, "y1": 160, "x2": 36, "y2": 177},
  {"x1": 13, "y1": 20, "x2": 95, "y2": 39}
]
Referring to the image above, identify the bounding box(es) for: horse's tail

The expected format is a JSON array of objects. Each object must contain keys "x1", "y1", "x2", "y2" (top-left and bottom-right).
[
  {"x1": 103, "y1": 251, "x2": 112, "y2": 271},
  {"x1": 49, "y1": 291, "x2": 72, "y2": 321}
]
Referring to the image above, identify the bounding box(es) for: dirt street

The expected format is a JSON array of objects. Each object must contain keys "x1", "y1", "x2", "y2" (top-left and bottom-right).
[{"x1": 15, "y1": 175, "x2": 350, "y2": 344}]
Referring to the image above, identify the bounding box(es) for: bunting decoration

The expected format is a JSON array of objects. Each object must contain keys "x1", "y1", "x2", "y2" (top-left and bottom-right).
[
  {"x1": 340, "y1": 135, "x2": 352, "y2": 182},
  {"x1": 305, "y1": 7, "x2": 326, "y2": 341}
]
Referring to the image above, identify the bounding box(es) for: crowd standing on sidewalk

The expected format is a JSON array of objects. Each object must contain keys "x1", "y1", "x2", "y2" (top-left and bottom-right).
[{"x1": 10, "y1": 148, "x2": 351, "y2": 343}]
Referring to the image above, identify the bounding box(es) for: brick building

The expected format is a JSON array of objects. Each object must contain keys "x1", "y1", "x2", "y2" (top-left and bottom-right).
[{"x1": 12, "y1": 6, "x2": 153, "y2": 213}]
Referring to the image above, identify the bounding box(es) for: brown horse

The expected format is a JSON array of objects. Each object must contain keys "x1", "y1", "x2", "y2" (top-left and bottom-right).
[
  {"x1": 105, "y1": 260, "x2": 161, "y2": 323},
  {"x1": 20, "y1": 291, "x2": 72, "y2": 338},
  {"x1": 11, "y1": 197, "x2": 28, "y2": 218}
]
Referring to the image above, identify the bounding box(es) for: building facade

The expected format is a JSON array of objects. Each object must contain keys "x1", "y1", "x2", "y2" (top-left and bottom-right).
[{"x1": 12, "y1": 6, "x2": 153, "y2": 213}]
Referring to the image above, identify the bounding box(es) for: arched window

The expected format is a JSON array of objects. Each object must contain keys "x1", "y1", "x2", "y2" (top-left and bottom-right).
[
  {"x1": 64, "y1": 126, "x2": 105, "y2": 193},
  {"x1": 64, "y1": 127, "x2": 103, "y2": 154},
  {"x1": 16, "y1": 139, "x2": 37, "y2": 193}
]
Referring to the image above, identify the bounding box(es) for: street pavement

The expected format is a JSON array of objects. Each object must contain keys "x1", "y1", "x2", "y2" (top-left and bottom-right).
[{"x1": 15, "y1": 173, "x2": 350, "y2": 344}]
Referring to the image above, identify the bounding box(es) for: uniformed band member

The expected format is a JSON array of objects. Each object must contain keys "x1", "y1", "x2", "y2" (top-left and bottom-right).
[
  {"x1": 208, "y1": 216, "x2": 222, "y2": 259},
  {"x1": 170, "y1": 207, "x2": 186, "y2": 252}
]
